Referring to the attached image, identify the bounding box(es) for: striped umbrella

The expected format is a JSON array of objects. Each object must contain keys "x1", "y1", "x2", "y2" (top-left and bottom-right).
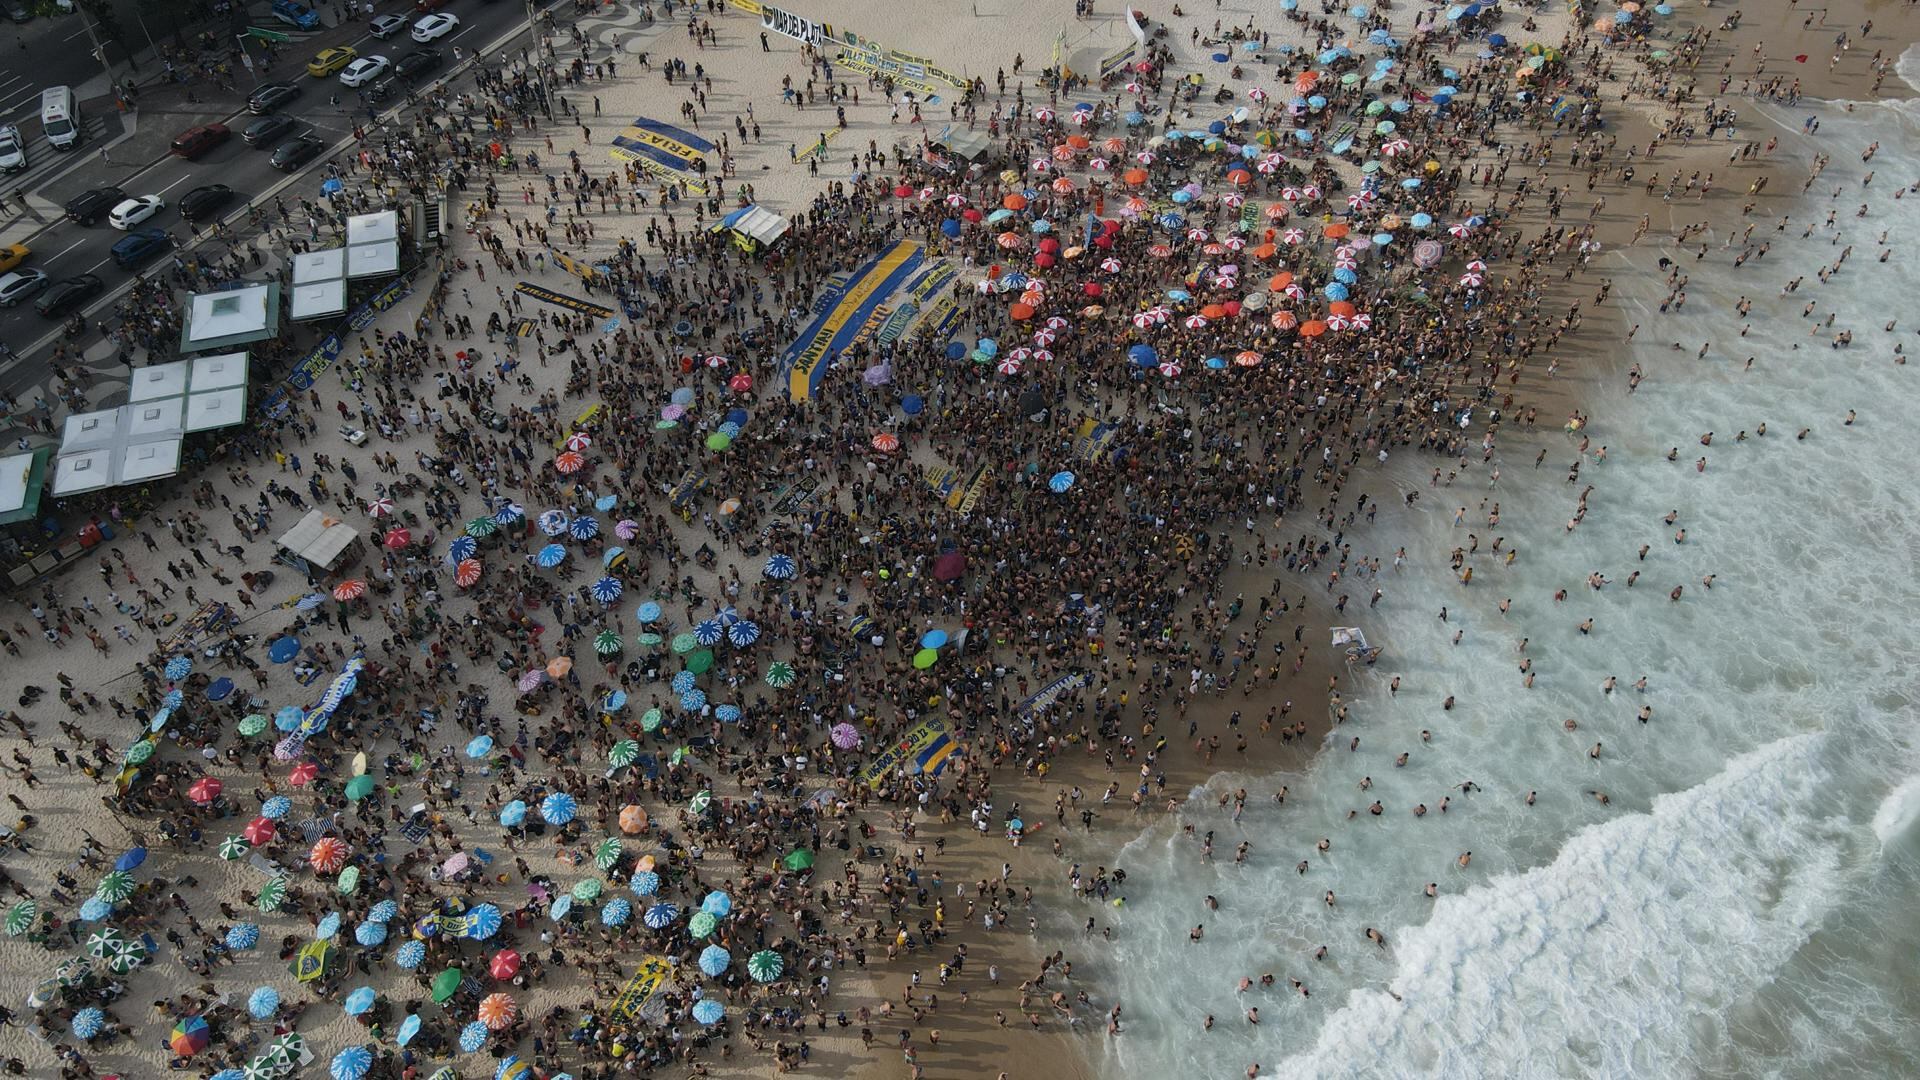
[
  {"x1": 86, "y1": 927, "x2": 127, "y2": 956},
  {"x1": 726, "y1": 620, "x2": 760, "y2": 647},
  {"x1": 540, "y1": 792, "x2": 577, "y2": 825},
  {"x1": 765, "y1": 662, "x2": 796, "y2": 688},
  {"x1": 692, "y1": 620, "x2": 723, "y2": 646},
  {"x1": 537, "y1": 510, "x2": 569, "y2": 535},
  {"x1": 493, "y1": 502, "x2": 525, "y2": 524},
  {"x1": 458, "y1": 1020, "x2": 489, "y2": 1052},
  {"x1": 3, "y1": 899, "x2": 35, "y2": 936},
  {"x1": 601, "y1": 898, "x2": 633, "y2": 927},
  {"x1": 94, "y1": 871, "x2": 135, "y2": 903},
  {"x1": 594, "y1": 836, "x2": 623, "y2": 869},
  {"x1": 688, "y1": 910, "x2": 718, "y2": 939},
  {"x1": 536, "y1": 544, "x2": 568, "y2": 567},
  {"x1": 447, "y1": 536, "x2": 477, "y2": 561},
  {"x1": 607, "y1": 740, "x2": 639, "y2": 769},
  {"x1": 590, "y1": 576, "x2": 623, "y2": 603},
  {"x1": 394, "y1": 940, "x2": 427, "y2": 969},
  {"x1": 464, "y1": 517, "x2": 497, "y2": 537},
  {"x1": 763, "y1": 554, "x2": 797, "y2": 579},
  {"x1": 330, "y1": 1045, "x2": 373, "y2": 1080},
  {"x1": 70, "y1": 1007, "x2": 105, "y2": 1039},
  {"x1": 165, "y1": 656, "x2": 193, "y2": 680},
  {"x1": 698, "y1": 945, "x2": 731, "y2": 976},
  {"x1": 248, "y1": 986, "x2": 280, "y2": 1019},
  {"x1": 256, "y1": 877, "x2": 288, "y2": 912},
  {"x1": 629, "y1": 870, "x2": 660, "y2": 896},
  {"x1": 593, "y1": 630, "x2": 624, "y2": 655},
  {"x1": 748, "y1": 949, "x2": 785, "y2": 982},
  {"x1": 569, "y1": 516, "x2": 600, "y2": 540},
  {"x1": 220, "y1": 836, "x2": 252, "y2": 861},
  {"x1": 691, "y1": 999, "x2": 725, "y2": 1025},
  {"x1": 642, "y1": 902, "x2": 678, "y2": 929},
  {"x1": 226, "y1": 923, "x2": 261, "y2": 950},
  {"x1": 354, "y1": 920, "x2": 388, "y2": 947}
]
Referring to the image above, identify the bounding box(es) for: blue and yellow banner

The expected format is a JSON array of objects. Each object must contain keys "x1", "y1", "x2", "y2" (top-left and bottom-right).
[
  {"x1": 610, "y1": 955, "x2": 675, "y2": 1020},
  {"x1": 860, "y1": 716, "x2": 955, "y2": 786},
  {"x1": 782, "y1": 241, "x2": 925, "y2": 402}
]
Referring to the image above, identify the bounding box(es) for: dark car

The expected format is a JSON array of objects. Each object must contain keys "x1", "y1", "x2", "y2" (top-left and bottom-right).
[
  {"x1": 110, "y1": 228, "x2": 170, "y2": 269},
  {"x1": 33, "y1": 274, "x2": 103, "y2": 317},
  {"x1": 63, "y1": 186, "x2": 125, "y2": 226},
  {"x1": 243, "y1": 114, "x2": 297, "y2": 147},
  {"x1": 179, "y1": 185, "x2": 234, "y2": 223},
  {"x1": 395, "y1": 49, "x2": 442, "y2": 81},
  {"x1": 169, "y1": 122, "x2": 230, "y2": 160},
  {"x1": 270, "y1": 136, "x2": 325, "y2": 172},
  {"x1": 248, "y1": 81, "x2": 301, "y2": 115}
]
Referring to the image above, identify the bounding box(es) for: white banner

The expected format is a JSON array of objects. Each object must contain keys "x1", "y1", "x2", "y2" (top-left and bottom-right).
[{"x1": 762, "y1": 4, "x2": 830, "y2": 45}]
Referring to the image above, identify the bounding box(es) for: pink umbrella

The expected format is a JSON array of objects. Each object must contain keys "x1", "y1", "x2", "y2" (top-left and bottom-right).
[
  {"x1": 830, "y1": 723, "x2": 861, "y2": 749},
  {"x1": 661, "y1": 404, "x2": 686, "y2": 421},
  {"x1": 1100, "y1": 257, "x2": 1121, "y2": 273},
  {"x1": 614, "y1": 519, "x2": 640, "y2": 539},
  {"x1": 517, "y1": 670, "x2": 548, "y2": 693}
]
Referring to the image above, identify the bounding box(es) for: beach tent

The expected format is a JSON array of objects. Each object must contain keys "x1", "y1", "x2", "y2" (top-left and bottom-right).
[
  {"x1": 938, "y1": 128, "x2": 995, "y2": 163},
  {"x1": 275, "y1": 510, "x2": 363, "y2": 575},
  {"x1": 710, "y1": 205, "x2": 792, "y2": 253}
]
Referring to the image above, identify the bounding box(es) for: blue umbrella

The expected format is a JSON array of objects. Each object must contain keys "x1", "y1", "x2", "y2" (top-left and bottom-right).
[
  {"x1": 601, "y1": 898, "x2": 633, "y2": 927},
  {"x1": 248, "y1": 986, "x2": 280, "y2": 1019},
  {"x1": 1325, "y1": 283, "x2": 1351, "y2": 301},
  {"x1": 693, "y1": 620, "x2": 723, "y2": 646},
  {"x1": 1333, "y1": 267, "x2": 1358, "y2": 284},
  {"x1": 727, "y1": 621, "x2": 760, "y2": 647},
  {"x1": 499, "y1": 800, "x2": 528, "y2": 828},
  {"x1": 714, "y1": 704, "x2": 742, "y2": 723},
  {"x1": 569, "y1": 517, "x2": 600, "y2": 540},
  {"x1": 464, "y1": 903, "x2": 502, "y2": 940},
  {"x1": 541, "y1": 792, "x2": 577, "y2": 825},
  {"x1": 701, "y1": 890, "x2": 733, "y2": 917},
  {"x1": 636, "y1": 601, "x2": 663, "y2": 622},
  {"x1": 320, "y1": 177, "x2": 343, "y2": 195},
  {"x1": 466, "y1": 735, "x2": 494, "y2": 758},
  {"x1": 764, "y1": 554, "x2": 797, "y2": 580},
  {"x1": 691, "y1": 999, "x2": 725, "y2": 1025},
  {"x1": 343, "y1": 986, "x2": 377, "y2": 1016},
  {"x1": 594, "y1": 494, "x2": 618, "y2": 512},
  {"x1": 602, "y1": 689, "x2": 628, "y2": 711},
  {"x1": 630, "y1": 870, "x2": 660, "y2": 895},
  {"x1": 591, "y1": 576, "x2": 623, "y2": 603},
  {"x1": 920, "y1": 630, "x2": 949, "y2": 650},
  {"x1": 211, "y1": 1071, "x2": 246, "y2": 1080},
  {"x1": 1205, "y1": 356, "x2": 1228, "y2": 370},
  {"x1": 396, "y1": 1014, "x2": 422, "y2": 1047},
  {"x1": 447, "y1": 536, "x2": 477, "y2": 562},
  {"x1": 115, "y1": 846, "x2": 147, "y2": 872},
  {"x1": 1128, "y1": 344, "x2": 1158, "y2": 367},
  {"x1": 262, "y1": 796, "x2": 292, "y2": 820},
  {"x1": 698, "y1": 945, "x2": 732, "y2": 976},
  {"x1": 671, "y1": 671, "x2": 697, "y2": 694},
  {"x1": 78, "y1": 897, "x2": 111, "y2": 921},
  {"x1": 164, "y1": 689, "x2": 183, "y2": 709},
  {"x1": 548, "y1": 894, "x2": 574, "y2": 921},
  {"x1": 268, "y1": 636, "x2": 301, "y2": 663},
  {"x1": 536, "y1": 544, "x2": 568, "y2": 568},
  {"x1": 71, "y1": 1007, "x2": 104, "y2": 1039},
  {"x1": 354, "y1": 920, "x2": 388, "y2": 947},
  {"x1": 642, "y1": 902, "x2": 678, "y2": 929},
  {"x1": 902, "y1": 394, "x2": 925, "y2": 415},
  {"x1": 274, "y1": 706, "x2": 305, "y2": 732},
  {"x1": 459, "y1": 1021, "x2": 490, "y2": 1053},
  {"x1": 331, "y1": 1045, "x2": 374, "y2": 1080},
  {"x1": 669, "y1": 386, "x2": 694, "y2": 405},
  {"x1": 680, "y1": 689, "x2": 707, "y2": 712},
  {"x1": 165, "y1": 656, "x2": 193, "y2": 680},
  {"x1": 537, "y1": 510, "x2": 569, "y2": 535},
  {"x1": 493, "y1": 503, "x2": 525, "y2": 524},
  {"x1": 1049, "y1": 471, "x2": 1076, "y2": 493},
  {"x1": 317, "y1": 912, "x2": 342, "y2": 940},
  {"x1": 395, "y1": 940, "x2": 427, "y2": 969},
  {"x1": 226, "y1": 923, "x2": 261, "y2": 950}
]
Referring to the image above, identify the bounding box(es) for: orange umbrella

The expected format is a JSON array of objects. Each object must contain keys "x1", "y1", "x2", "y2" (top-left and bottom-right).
[
  {"x1": 1002, "y1": 193, "x2": 1028, "y2": 211},
  {"x1": 997, "y1": 232, "x2": 1024, "y2": 249},
  {"x1": 1252, "y1": 243, "x2": 1278, "y2": 260},
  {"x1": 1227, "y1": 169, "x2": 1252, "y2": 186},
  {"x1": 1324, "y1": 223, "x2": 1350, "y2": 239},
  {"x1": 1009, "y1": 302, "x2": 1036, "y2": 321},
  {"x1": 1328, "y1": 301, "x2": 1356, "y2": 317},
  {"x1": 546, "y1": 656, "x2": 573, "y2": 679},
  {"x1": 1299, "y1": 320, "x2": 1329, "y2": 337},
  {"x1": 1271, "y1": 311, "x2": 1298, "y2": 329},
  {"x1": 619, "y1": 805, "x2": 649, "y2": 834},
  {"x1": 477, "y1": 992, "x2": 518, "y2": 1030},
  {"x1": 332, "y1": 580, "x2": 367, "y2": 601},
  {"x1": 872, "y1": 432, "x2": 900, "y2": 453},
  {"x1": 455, "y1": 558, "x2": 483, "y2": 588},
  {"x1": 1268, "y1": 271, "x2": 1294, "y2": 290},
  {"x1": 309, "y1": 837, "x2": 349, "y2": 874},
  {"x1": 1051, "y1": 176, "x2": 1075, "y2": 193},
  {"x1": 1201, "y1": 304, "x2": 1228, "y2": 319},
  {"x1": 554, "y1": 450, "x2": 586, "y2": 473},
  {"x1": 1122, "y1": 168, "x2": 1149, "y2": 186},
  {"x1": 1103, "y1": 137, "x2": 1127, "y2": 153},
  {"x1": 1066, "y1": 134, "x2": 1091, "y2": 149},
  {"x1": 1264, "y1": 202, "x2": 1289, "y2": 219}
]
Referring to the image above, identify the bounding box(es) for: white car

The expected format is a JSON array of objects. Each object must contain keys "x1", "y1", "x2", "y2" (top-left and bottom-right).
[
  {"x1": 0, "y1": 123, "x2": 24, "y2": 175},
  {"x1": 411, "y1": 12, "x2": 458, "y2": 42},
  {"x1": 339, "y1": 56, "x2": 390, "y2": 87},
  {"x1": 107, "y1": 194, "x2": 165, "y2": 230}
]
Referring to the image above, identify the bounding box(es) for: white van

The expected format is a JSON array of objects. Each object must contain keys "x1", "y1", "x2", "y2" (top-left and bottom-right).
[{"x1": 41, "y1": 87, "x2": 79, "y2": 151}]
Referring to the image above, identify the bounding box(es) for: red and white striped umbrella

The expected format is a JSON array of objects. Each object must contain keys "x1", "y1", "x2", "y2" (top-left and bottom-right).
[
  {"x1": 1184, "y1": 314, "x2": 1209, "y2": 329},
  {"x1": 1146, "y1": 305, "x2": 1172, "y2": 323},
  {"x1": 996, "y1": 357, "x2": 1025, "y2": 376},
  {"x1": 1124, "y1": 195, "x2": 1148, "y2": 213},
  {"x1": 1334, "y1": 253, "x2": 1357, "y2": 270},
  {"x1": 564, "y1": 432, "x2": 593, "y2": 452},
  {"x1": 1052, "y1": 144, "x2": 1076, "y2": 161},
  {"x1": 1071, "y1": 110, "x2": 1092, "y2": 125},
  {"x1": 1089, "y1": 157, "x2": 1109, "y2": 171},
  {"x1": 1282, "y1": 283, "x2": 1307, "y2": 300},
  {"x1": 1271, "y1": 310, "x2": 1298, "y2": 329},
  {"x1": 1149, "y1": 243, "x2": 1174, "y2": 258},
  {"x1": 1203, "y1": 243, "x2": 1227, "y2": 256},
  {"x1": 1030, "y1": 158, "x2": 1052, "y2": 173},
  {"x1": 1135, "y1": 150, "x2": 1156, "y2": 164},
  {"x1": 1459, "y1": 272, "x2": 1484, "y2": 287},
  {"x1": 704, "y1": 354, "x2": 727, "y2": 368},
  {"x1": 383, "y1": 527, "x2": 412, "y2": 550},
  {"x1": 1281, "y1": 186, "x2": 1302, "y2": 201},
  {"x1": 1326, "y1": 313, "x2": 1351, "y2": 331},
  {"x1": 1104, "y1": 137, "x2": 1128, "y2": 153},
  {"x1": 1052, "y1": 176, "x2": 1076, "y2": 193},
  {"x1": 1465, "y1": 259, "x2": 1487, "y2": 271},
  {"x1": 455, "y1": 558, "x2": 483, "y2": 588},
  {"x1": 555, "y1": 451, "x2": 586, "y2": 474},
  {"x1": 1302, "y1": 184, "x2": 1322, "y2": 199},
  {"x1": 1187, "y1": 227, "x2": 1210, "y2": 243},
  {"x1": 1248, "y1": 86, "x2": 1268, "y2": 101},
  {"x1": 1044, "y1": 315, "x2": 1071, "y2": 330},
  {"x1": 1449, "y1": 222, "x2": 1474, "y2": 238},
  {"x1": 1281, "y1": 228, "x2": 1306, "y2": 244},
  {"x1": 366, "y1": 497, "x2": 395, "y2": 517},
  {"x1": 1033, "y1": 106, "x2": 1055, "y2": 121},
  {"x1": 332, "y1": 580, "x2": 367, "y2": 601},
  {"x1": 1264, "y1": 202, "x2": 1289, "y2": 219},
  {"x1": 1007, "y1": 347, "x2": 1033, "y2": 362},
  {"x1": 1256, "y1": 158, "x2": 1281, "y2": 174},
  {"x1": 1234, "y1": 350, "x2": 1264, "y2": 366},
  {"x1": 944, "y1": 192, "x2": 968, "y2": 207},
  {"x1": 1381, "y1": 138, "x2": 1413, "y2": 157},
  {"x1": 871, "y1": 432, "x2": 901, "y2": 452},
  {"x1": 918, "y1": 187, "x2": 936, "y2": 201},
  {"x1": 1032, "y1": 348, "x2": 1054, "y2": 363},
  {"x1": 1158, "y1": 361, "x2": 1183, "y2": 377},
  {"x1": 1351, "y1": 313, "x2": 1373, "y2": 331},
  {"x1": 1131, "y1": 311, "x2": 1159, "y2": 329},
  {"x1": 1032, "y1": 328, "x2": 1056, "y2": 346},
  {"x1": 1125, "y1": 81, "x2": 1143, "y2": 94},
  {"x1": 1223, "y1": 192, "x2": 1245, "y2": 207},
  {"x1": 1223, "y1": 235, "x2": 1247, "y2": 250},
  {"x1": 1346, "y1": 192, "x2": 1371, "y2": 209}
]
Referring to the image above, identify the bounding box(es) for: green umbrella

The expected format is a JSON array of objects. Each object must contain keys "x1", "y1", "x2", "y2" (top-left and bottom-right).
[
  {"x1": 688, "y1": 910, "x2": 717, "y2": 939},
  {"x1": 256, "y1": 877, "x2": 288, "y2": 912},
  {"x1": 913, "y1": 648, "x2": 938, "y2": 669},
  {"x1": 685, "y1": 649, "x2": 714, "y2": 675},
  {"x1": 654, "y1": 419, "x2": 678, "y2": 430},
  {"x1": 86, "y1": 926, "x2": 127, "y2": 957},
  {"x1": 765, "y1": 662, "x2": 796, "y2": 688},
  {"x1": 670, "y1": 633, "x2": 699, "y2": 654},
  {"x1": 104, "y1": 942, "x2": 148, "y2": 973},
  {"x1": 430, "y1": 966, "x2": 463, "y2": 1003},
  {"x1": 782, "y1": 849, "x2": 815, "y2": 872},
  {"x1": 53, "y1": 956, "x2": 91, "y2": 985},
  {"x1": 607, "y1": 740, "x2": 639, "y2": 768},
  {"x1": 124, "y1": 741, "x2": 155, "y2": 765},
  {"x1": 747, "y1": 949, "x2": 784, "y2": 981},
  {"x1": 344, "y1": 775, "x2": 376, "y2": 801},
  {"x1": 688, "y1": 790, "x2": 712, "y2": 815},
  {"x1": 593, "y1": 630, "x2": 623, "y2": 655},
  {"x1": 94, "y1": 871, "x2": 135, "y2": 903},
  {"x1": 1365, "y1": 99, "x2": 1386, "y2": 116},
  {"x1": 641, "y1": 708, "x2": 663, "y2": 733},
  {"x1": 594, "y1": 837, "x2": 623, "y2": 870},
  {"x1": 218, "y1": 835, "x2": 251, "y2": 860},
  {"x1": 237, "y1": 714, "x2": 269, "y2": 737},
  {"x1": 637, "y1": 631, "x2": 664, "y2": 647},
  {"x1": 465, "y1": 517, "x2": 498, "y2": 537},
  {"x1": 572, "y1": 877, "x2": 604, "y2": 902},
  {"x1": 338, "y1": 865, "x2": 362, "y2": 894},
  {"x1": 4, "y1": 899, "x2": 36, "y2": 936}
]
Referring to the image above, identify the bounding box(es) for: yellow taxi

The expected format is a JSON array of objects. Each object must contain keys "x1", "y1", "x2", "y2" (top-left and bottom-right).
[
  {"x1": 0, "y1": 243, "x2": 26, "y2": 273},
  {"x1": 306, "y1": 46, "x2": 358, "y2": 78}
]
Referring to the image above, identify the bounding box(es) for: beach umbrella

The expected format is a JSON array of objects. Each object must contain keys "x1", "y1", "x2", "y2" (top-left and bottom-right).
[
  {"x1": 355, "y1": 920, "x2": 388, "y2": 947},
  {"x1": 171, "y1": 1015, "x2": 212, "y2": 1057},
  {"x1": 238, "y1": 713, "x2": 270, "y2": 737},
  {"x1": 668, "y1": 632, "x2": 698, "y2": 654},
  {"x1": 830, "y1": 723, "x2": 861, "y2": 749},
  {"x1": 248, "y1": 986, "x2": 280, "y2": 1019},
  {"x1": 445, "y1": 535, "x2": 478, "y2": 562},
  {"x1": 546, "y1": 656, "x2": 573, "y2": 680},
  {"x1": 70, "y1": 1007, "x2": 105, "y2": 1039},
  {"x1": 3, "y1": 899, "x2": 35, "y2": 936},
  {"x1": 310, "y1": 837, "x2": 350, "y2": 874},
  {"x1": 395, "y1": 1014, "x2": 422, "y2": 1048},
  {"x1": 465, "y1": 517, "x2": 498, "y2": 538},
  {"x1": 317, "y1": 912, "x2": 343, "y2": 939},
  {"x1": 344, "y1": 775, "x2": 375, "y2": 802},
  {"x1": 714, "y1": 704, "x2": 742, "y2": 723},
  {"x1": 636, "y1": 601, "x2": 663, "y2": 622},
  {"x1": 572, "y1": 877, "x2": 604, "y2": 903},
  {"x1": 536, "y1": 544, "x2": 568, "y2": 568},
  {"x1": 124, "y1": 739, "x2": 155, "y2": 765},
  {"x1": 1048, "y1": 470, "x2": 1076, "y2": 493},
  {"x1": 640, "y1": 708, "x2": 663, "y2": 732},
  {"x1": 727, "y1": 621, "x2": 760, "y2": 647},
  {"x1": 330, "y1": 1046, "x2": 373, "y2": 1080},
  {"x1": 693, "y1": 619, "x2": 724, "y2": 646},
  {"x1": 86, "y1": 926, "x2": 127, "y2": 956},
  {"x1": 603, "y1": 689, "x2": 629, "y2": 712},
  {"x1": 499, "y1": 800, "x2": 528, "y2": 827},
  {"x1": 537, "y1": 510, "x2": 569, "y2": 535},
  {"x1": 366, "y1": 497, "x2": 395, "y2": 518},
  {"x1": 642, "y1": 902, "x2": 678, "y2": 929},
  {"x1": 608, "y1": 739, "x2": 640, "y2": 770},
  {"x1": 748, "y1": 949, "x2": 784, "y2": 982},
  {"x1": 289, "y1": 761, "x2": 320, "y2": 786},
  {"x1": 590, "y1": 576, "x2": 623, "y2": 605},
  {"x1": 383, "y1": 527, "x2": 412, "y2": 550},
  {"x1": 459, "y1": 1021, "x2": 490, "y2": 1052},
  {"x1": 619, "y1": 804, "x2": 650, "y2": 834},
  {"x1": 256, "y1": 876, "x2": 288, "y2": 912},
  {"x1": 692, "y1": 999, "x2": 725, "y2": 1025},
  {"x1": 165, "y1": 655, "x2": 194, "y2": 680},
  {"x1": 78, "y1": 896, "x2": 111, "y2": 921},
  {"x1": 783, "y1": 849, "x2": 816, "y2": 872},
  {"x1": 273, "y1": 706, "x2": 305, "y2": 732},
  {"x1": 465, "y1": 904, "x2": 503, "y2": 940},
  {"x1": 517, "y1": 669, "x2": 548, "y2": 693},
  {"x1": 671, "y1": 670, "x2": 697, "y2": 694},
  {"x1": 766, "y1": 662, "x2": 796, "y2": 688},
  {"x1": 94, "y1": 871, "x2": 135, "y2": 903},
  {"x1": 454, "y1": 557, "x2": 483, "y2": 586},
  {"x1": 630, "y1": 869, "x2": 661, "y2": 896},
  {"x1": 478, "y1": 992, "x2": 518, "y2": 1030},
  {"x1": 602, "y1": 898, "x2": 633, "y2": 927},
  {"x1": 395, "y1": 940, "x2": 427, "y2": 969},
  {"x1": 595, "y1": 835, "x2": 624, "y2": 869},
  {"x1": 344, "y1": 986, "x2": 377, "y2": 1016},
  {"x1": 487, "y1": 949, "x2": 522, "y2": 981},
  {"x1": 699, "y1": 945, "x2": 732, "y2": 976},
  {"x1": 226, "y1": 923, "x2": 261, "y2": 950},
  {"x1": 689, "y1": 910, "x2": 718, "y2": 939},
  {"x1": 542, "y1": 792, "x2": 578, "y2": 825},
  {"x1": 548, "y1": 894, "x2": 574, "y2": 921},
  {"x1": 431, "y1": 967, "x2": 463, "y2": 1002},
  {"x1": 569, "y1": 516, "x2": 600, "y2": 540},
  {"x1": 464, "y1": 735, "x2": 495, "y2": 759},
  {"x1": 332, "y1": 580, "x2": 367, "y2": 601},
  {"x1": 104, "y1": 941, "x2": 149, "y2": 973},
  {"x1": 680, "y1": 689, "x2": 707, "y2": 712}
]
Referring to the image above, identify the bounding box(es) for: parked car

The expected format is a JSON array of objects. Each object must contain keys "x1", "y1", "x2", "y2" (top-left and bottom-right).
[
  {"x1": 370, "y1": 13, "x2": 408, "y2": 38},
  {"x1": 34, "y1": 274, "x2": 104, "y2": 318},
  {"x1": 396, "y1": 49, "x2": 443, "y2": 82},
  {"x1": 248, "y1": 81, "x2": 301, "y2": 115},
  {"x1": 107, "y1": 194, "x2": 165, "y2": 230},
  {"x1": 243, "y1": 114, "x2": 297, "y2": 147},
  {"x1": 0, "y1": 269, "x2": 49, "y2": 306},
  {"x1": 110, "y1": 229, "x2": 170, "y2": 269},
  {"x1": 0, "y1": 243, "x2": 25, "y2": 273},
  {"x1": 63, "y1": 186, "x2": 125, "y2": 225},
  {"x1": 179, "y1": 185, "x2": 235, "y2": 223},
  {"x1": 169, "y1": 122, "x2": 230, "y2": 160},
  {"x1": 411, "y1": 13, "x2": 458, "y2": 42},
  {"x1": 0, "y1": 122, "x2": 24, "y2": 174},
  {"x1": 339, "y1": 56, "x2": 389, "y2": 87},
  {"x1": 271, "y1": 136, "x2": 325, "y2": 172},
  {"x1": 306, "y1": 46, "x2": 357, "y2": 79}
]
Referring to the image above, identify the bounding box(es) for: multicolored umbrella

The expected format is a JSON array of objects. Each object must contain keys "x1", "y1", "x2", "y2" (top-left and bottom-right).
[
  {"x1": 395, "y1": 940, "x2": 427, "y2": 969},
  {"x1": 459, "y1": 1020, "x2": 490, "y2": 1052},
  {"x1": 455, "y1": 558, "x2": 483, "y2": 588},
  {"x1": 219, "y1": 835, "x2": 251, "y2": 860},
  {"x1": 630, "y1": 870, "x2": 660, "y2": 895},
  {"x1": 331, "y1": 580, "x2": 367, "y2": 601},
  {"x1": 309, "y1": 837, "x2": 350, "y2": 874},
  {"x1": 86, "y1": 926, "x2": 127, "y2": 956},
  {"x1": 169, "y1": 1015, "x2": 211, "y2": 1057}
]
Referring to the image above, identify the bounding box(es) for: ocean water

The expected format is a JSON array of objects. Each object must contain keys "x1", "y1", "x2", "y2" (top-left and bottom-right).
[{"x1": 1080, "y1": 59, "x2": 1920, "y2": 1080}]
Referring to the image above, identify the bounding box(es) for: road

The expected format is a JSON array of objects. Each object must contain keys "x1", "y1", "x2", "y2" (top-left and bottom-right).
[{"x1": 0, "y1": 0, "x2": 540, "y2": 372}]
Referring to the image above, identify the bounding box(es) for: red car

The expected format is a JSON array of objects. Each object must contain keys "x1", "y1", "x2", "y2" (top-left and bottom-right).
[{"x1": 169, "y1": 122, "x2": 230, "y2": 160}]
